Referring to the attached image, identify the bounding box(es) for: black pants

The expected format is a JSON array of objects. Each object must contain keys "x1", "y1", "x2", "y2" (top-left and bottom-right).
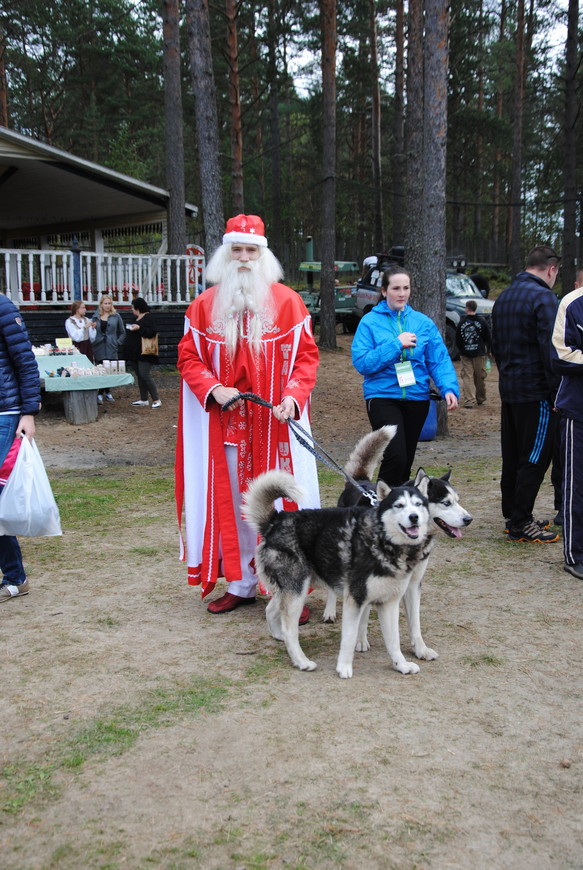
[
  {"x1": 366, "y1": 397, "x2": 430, "y2": 486},
  {"x1": 500, "y1": 400, "x2": 556, "y2": 529},
  {"x1": 130, "y1": 360, "x2": 159, "y2": 402}
]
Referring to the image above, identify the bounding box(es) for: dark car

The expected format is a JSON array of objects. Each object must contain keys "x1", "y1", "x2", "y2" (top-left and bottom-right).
[
  {"x1": 352, "y1": 255, "x2": 493, "y2": 359},
  {"x1": 296, "y1": 260, "x2": 359, "y2": 332}
]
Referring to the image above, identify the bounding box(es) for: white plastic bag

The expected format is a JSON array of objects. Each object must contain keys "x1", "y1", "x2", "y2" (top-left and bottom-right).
[{"x1": 0, "y1": 437, "x2": 62, "y2": 536}]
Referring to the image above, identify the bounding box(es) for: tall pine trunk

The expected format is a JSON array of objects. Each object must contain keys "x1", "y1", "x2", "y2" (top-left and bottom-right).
[
  {"x1": 562, "y1": 0, "x2": 578, "y2": 295},
  {"x1": 508, "y1": 0, "x2": 525, "y2": 276},
  {"x1": 226, "y1": 0, "x2": 244, "y2": 212},
  {"x1": 162, "y1": 0, "x2": 187, "y2": 255},
  {"x1": 318, "y1": 0, "x2": 337, "y2": 350},
  {"x1": 392, "y1": 0, "x2": 405, "y2": 245},
  {"x1": 404, "y1": 0, "x2": 424, "y2": 278},
  {"x1": 369, "y1": 0, "x2": 384, "y2": 251},
  {"x1": 186, "y1": 0, "x2": 225, "y2": 255}
]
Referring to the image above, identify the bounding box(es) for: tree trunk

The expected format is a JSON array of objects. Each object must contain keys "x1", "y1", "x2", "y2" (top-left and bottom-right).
[
  {"x1": 369, "y1": 0, "x2": 384, "y2": 251},
  {"x1": 162, "y1": 0, "x2": 187, "y2": 255},
  {"x1": 226, "y1": 0, "x2": 244, "y2": 213},
  {"x1": 267, "y1": 0, "x2": 282, "y2": 258},
  {"x1": 561, "y1": 0, "x2": 578, "y2": 296},
  {"x1": 423, "y1": 0, "x2": 449, "y2": 435},
  {"x1": 404, "y1": 0, "x2": 424, "y2": 278},
  {"x1": 392, "y1": 0, "x2": 405, "y2": 245},
  {"x1": 185, "y1": 0, "x2": 225, "y2": 255},
  {"x1": 318, "y1": 0, "x2": 337, "y2": 350},
  {"x1": 0, "y1": 26, "x2": 8, "y2": 127},
  {"x1": 508, "y1": 0, "x2": 525, "y2": 276}
]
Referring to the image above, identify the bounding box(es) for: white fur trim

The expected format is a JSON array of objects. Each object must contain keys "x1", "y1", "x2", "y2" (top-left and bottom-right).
[{"x1": 223, "y1": 231, "x2": 267, "y2": 247}]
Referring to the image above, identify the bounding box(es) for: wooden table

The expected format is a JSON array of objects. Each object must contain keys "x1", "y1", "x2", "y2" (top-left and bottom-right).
[{"x1": 36, "y1": 354, "x2": 134, "y2": 424}]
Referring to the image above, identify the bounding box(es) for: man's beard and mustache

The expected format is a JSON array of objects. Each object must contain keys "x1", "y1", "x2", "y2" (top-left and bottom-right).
[{"x1": 212, "y1": 259, "x2": 273, "y2": 357}]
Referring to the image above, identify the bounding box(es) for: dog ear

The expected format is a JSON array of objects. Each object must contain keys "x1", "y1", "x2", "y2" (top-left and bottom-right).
[
  {"x1": 413, "y1": 467, "x2": 428, "y2": 486},
  {"x1": 376, "y1": 480, "x2": 391, "y2": 500},
  {"x1": 414, "y1": 468, "x2": 430, "y2": 495},
  {"x1": 441, "y1": 468, "x2": 452, "y2": 482}
]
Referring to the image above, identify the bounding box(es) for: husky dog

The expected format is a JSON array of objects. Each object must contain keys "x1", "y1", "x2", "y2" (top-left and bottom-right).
[
  {"x1": 323, "y1": 425, "x2": 396, "y2": 623},
  {"x1": 350, "y1": 467, "x2": 473, "y2": 659},
  {"x1": 243, "y1": 470, "x2": 431, "y2": 678}
]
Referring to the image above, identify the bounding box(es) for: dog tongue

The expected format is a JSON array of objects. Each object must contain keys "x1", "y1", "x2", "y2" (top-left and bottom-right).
[
  {"x1": 451, "y1": 528, "x2": 463, "y2": 538},
  {"x1": 407, "y1": 525, "x2": 419, "y2": 538}
]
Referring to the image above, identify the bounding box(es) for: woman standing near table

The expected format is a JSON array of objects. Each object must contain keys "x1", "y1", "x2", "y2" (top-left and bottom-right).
[
  {"x1": 123, "y1": 297, "x2": 162, "y2": 408},
  {"x1": 65, "y1": 301, "x2": 96, "y2": 362},
  {"x1": 351, "y1": 264, "x2": 459, "y2": 486},
  {"x1": 91, "y1": 294, "x2": 126, "y2": 404}
]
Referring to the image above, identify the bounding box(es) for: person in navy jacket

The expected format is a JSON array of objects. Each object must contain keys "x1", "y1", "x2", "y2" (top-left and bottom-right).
[
  {"x1": 0, "y1": 294, "x2": 41, "y2": 603},
  {"x1": 352, "y1": 264, "x2": 459, "y2": 485},
  {"x1": 552, "y1": 267, "x2": 583, "y2": 579}
]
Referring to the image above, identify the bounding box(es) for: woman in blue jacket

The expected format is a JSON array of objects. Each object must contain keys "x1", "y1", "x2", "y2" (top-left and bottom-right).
[{"x1": 352, "y1": 265, "x2": 459, "y2": 485}]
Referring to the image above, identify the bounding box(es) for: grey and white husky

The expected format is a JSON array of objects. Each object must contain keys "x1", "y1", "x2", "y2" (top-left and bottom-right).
[
  {"x1": 243, "y1": 468, "x2": 431, "y2": 678},
  {"x1": 322, "y1": 425, "x2": 473, "y2": 660}
]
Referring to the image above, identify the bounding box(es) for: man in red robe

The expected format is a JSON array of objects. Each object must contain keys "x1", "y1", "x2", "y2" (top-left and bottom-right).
[{"x1": 175, "y1": 214, "x2": 320, "y2": 615}]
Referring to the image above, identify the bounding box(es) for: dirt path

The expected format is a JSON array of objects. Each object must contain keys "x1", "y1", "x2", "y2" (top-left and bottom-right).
[{"x1": 1, "y1": 336, "x2": 581, "y2": 869}]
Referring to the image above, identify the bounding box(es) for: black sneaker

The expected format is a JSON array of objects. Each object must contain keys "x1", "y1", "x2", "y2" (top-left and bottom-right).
[
  {"x1": 564, "y1": 563, "x2": 583, "y2": 579},
  {"x1": 503, "y1": 518, "x2": 550, "y2": 535},
  {"x1": 553, "y1": 511, "x2": 563, "y2": 526},
  {"x1": 507, "y1": 520, "x2": 559, "y2": 543}
]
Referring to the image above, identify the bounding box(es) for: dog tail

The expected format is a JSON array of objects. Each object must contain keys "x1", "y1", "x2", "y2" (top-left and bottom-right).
[
  {"x1": 344, "y1": 425, "x2": 397, "y2": 479},
  {"x1": 242, "y1": 470, "x2": 305, "y2": 535}
]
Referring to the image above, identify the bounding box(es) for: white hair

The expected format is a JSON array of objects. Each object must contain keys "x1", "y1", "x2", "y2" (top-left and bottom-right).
[
  {"x1": 206, "y1": 243, "x2": 283, "y2": 285},
  {"x1": 207, "y1": 243, "x2": 284, "y2": 357}
]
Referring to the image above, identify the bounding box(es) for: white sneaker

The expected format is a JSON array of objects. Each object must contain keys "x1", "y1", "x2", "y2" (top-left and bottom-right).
[
  {"x1": 131, "y1": 400, "x2": 149, "y2": 407},
  {"x1": 97, "y1": 394, "x2": 104, "y2": 404},
  {"x1": 105, "y1": 393, "x2": 115, "y2": 402},
  {"x1": 151, "y1": 400, "x2": 162, "y2": 409}
]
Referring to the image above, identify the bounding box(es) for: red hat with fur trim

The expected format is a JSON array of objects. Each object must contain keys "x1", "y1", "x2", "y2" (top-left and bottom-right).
[{"x1": 222, "y1": 214, "x2": 267, "y2": 247}]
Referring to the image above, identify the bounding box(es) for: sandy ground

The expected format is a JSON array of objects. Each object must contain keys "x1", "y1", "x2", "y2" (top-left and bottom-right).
[{"x1": 1, "y1": 335, "x2": 581, "y2": 869}]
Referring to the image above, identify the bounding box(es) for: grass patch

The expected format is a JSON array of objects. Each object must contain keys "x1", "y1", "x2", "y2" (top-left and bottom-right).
[
  {"x1": 0, "y1": 677, "x2": 228, "y2": 816},
  {"x1": 460, "y1": 653, "x2": 505, "y2": 668}
]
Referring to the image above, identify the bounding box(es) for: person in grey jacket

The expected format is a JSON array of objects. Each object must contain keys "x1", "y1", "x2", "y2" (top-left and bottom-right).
[
  {"x1": 91, "y1": 294, "x2": 126, "y2": 403},
  {"x1": 0, "y1": 293, "x2": 41, "y2": 603}
]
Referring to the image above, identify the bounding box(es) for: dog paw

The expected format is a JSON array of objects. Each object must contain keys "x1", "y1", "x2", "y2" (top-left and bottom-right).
[
  {"x1": 322, "y1": 612, "x2": 336, "y2": 624},
  {"x1": 355, "y1": 638, "x2": 370, "y2": 652},
  {"x1": 298, "y1": 659, "x2": 317, "y2": 671},
  {"x1": 336, "y1": 664, "x2": 353, "y2": 679},
  {"x1": 394, "y1": 660, "x2": 420, "y2": 674},
  {"x1": 415, "y1": 645, "x2": 438, "y2": 661}
]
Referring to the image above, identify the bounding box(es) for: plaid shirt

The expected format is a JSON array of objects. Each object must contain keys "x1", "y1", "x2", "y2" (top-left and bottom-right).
[{"x1": 492, "y1": 271, "x2": 559, "y2": 403}]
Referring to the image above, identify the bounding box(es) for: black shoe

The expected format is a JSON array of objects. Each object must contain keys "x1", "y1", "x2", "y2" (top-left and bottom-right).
[
  {"x1": 564, "y1": 563, "x2": 583, "y2": 580},
  {"x1": 503, "y1": 518, "x2": 550, "y2": 534},
  {"x1": 507, "y1": 520, "x2": 559, "y2": 543},
  {"x1": 553, "y1": 511, "x2": 563, "y2": 526}
]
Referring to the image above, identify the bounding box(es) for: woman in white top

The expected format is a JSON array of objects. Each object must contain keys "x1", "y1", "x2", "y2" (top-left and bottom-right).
[{"x1": 65, "y1": 301, "x2": 96, "y2": 362}]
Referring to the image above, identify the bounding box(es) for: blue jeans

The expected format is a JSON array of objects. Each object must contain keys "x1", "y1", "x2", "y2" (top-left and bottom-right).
[{"x1": 0, "y1": 415, "x2": 26, "y2": 586}]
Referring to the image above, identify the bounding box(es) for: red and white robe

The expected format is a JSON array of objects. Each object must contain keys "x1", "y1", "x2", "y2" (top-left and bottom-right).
[{"x1": 175, "y1": 282, "x2": 320, "y2": 597}]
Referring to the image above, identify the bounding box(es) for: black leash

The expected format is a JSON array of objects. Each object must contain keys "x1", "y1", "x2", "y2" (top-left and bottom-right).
[{"x1": 221, "y1": 391, "x2": 378, "y2": 505}]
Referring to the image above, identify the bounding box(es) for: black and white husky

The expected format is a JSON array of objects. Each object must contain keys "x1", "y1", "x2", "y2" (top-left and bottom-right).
[
  {"x1": 322, "y1": 424, "x2": 473, "y2": 660},
  {"x1": 243, "y1": 469, "x2": 432, "y2": 678}
]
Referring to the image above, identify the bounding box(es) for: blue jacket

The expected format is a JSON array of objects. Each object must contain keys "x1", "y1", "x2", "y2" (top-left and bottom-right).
[
  {"x1": 492, "y1": 271, "x2": 559, "y2": 403},
  {"x1": 0, "y1": 295, "x2": 41, "y2": 415},
  {"x1": 351, "y1": 301, "x2": 459, "y2": 401},
  {"x1": 552, "y1": 287, "x2": 583, "y2": 424}
]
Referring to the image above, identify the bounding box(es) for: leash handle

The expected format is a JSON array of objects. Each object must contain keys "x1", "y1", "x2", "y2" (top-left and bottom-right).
[{"x1": 220, "y1": 392, "x2": 378, "y2": 504}]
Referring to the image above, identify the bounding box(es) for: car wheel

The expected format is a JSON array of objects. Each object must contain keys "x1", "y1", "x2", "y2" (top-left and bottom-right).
[{"x1": 445, "y1": 324, "x2": 460, "y2": 361}]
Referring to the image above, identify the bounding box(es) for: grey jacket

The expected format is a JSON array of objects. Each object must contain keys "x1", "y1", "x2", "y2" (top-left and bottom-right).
[{"x1": 91, "y1": 312, "x2": 126, "y2": 363}]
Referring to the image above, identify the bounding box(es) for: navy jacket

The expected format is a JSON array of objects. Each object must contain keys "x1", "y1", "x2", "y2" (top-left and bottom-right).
[
  {"x1": 455, "y1": 314, "x2": 490, "y2": 358},
  {"x1": 552, "y1": 287, "x2": 583, "y2": 424},
  {"x1": 0, "y1": 295, "x2": 41, "y2": 415},
  {"x1": 492, "y1": 271, "x2": 559, "y2": 403}
]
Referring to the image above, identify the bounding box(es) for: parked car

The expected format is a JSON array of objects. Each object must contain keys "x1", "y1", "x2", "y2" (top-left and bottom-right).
[
  {"x1": 296, "y1": 260, "x2": 359, "y2": 332},
  {"x1": 352, "y1": 256, "x2": 494, "y2": 359}
]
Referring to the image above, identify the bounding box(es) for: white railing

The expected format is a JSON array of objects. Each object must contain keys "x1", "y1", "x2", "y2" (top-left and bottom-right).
[{"x1": 0, "y1": 248, "x2": 205, "y2": 307}]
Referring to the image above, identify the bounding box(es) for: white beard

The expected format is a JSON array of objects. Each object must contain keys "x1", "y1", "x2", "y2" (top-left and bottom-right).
[{"x1": 212, "y1": 259, "x2": 273, "y2": 357}]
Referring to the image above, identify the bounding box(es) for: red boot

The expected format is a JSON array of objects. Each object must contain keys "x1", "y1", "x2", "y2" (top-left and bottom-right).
[{"x1": 207, "y1": 592, "x2": 256, "y2": 613}]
